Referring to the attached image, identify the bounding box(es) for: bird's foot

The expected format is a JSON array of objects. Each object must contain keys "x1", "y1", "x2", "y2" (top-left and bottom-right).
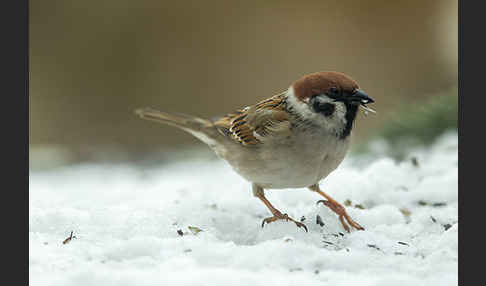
[
  {"x1": 316, "y1": 200, "x2": 365, "y2": 232},
  {"x1": 261, "y1": 211, "x2": 308, "y2": 232}
]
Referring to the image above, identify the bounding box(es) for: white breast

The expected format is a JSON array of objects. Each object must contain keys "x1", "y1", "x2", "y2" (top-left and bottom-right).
[
  {"x1": 254, "y1": 130, "x2": 349, "y2": 189},
  {"x1": 220, "y1": 127, "x2": 350, "y2": 189}
]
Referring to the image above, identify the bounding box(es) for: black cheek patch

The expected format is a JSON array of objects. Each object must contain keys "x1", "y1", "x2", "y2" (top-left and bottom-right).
[{"x1": 313, "y1": 102, "x2": 335, "y2": 117}]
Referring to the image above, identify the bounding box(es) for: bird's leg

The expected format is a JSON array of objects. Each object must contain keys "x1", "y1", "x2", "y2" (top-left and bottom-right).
[
  {"x1": 252, "y1": 184, "x2": 308, "y2": 232},
  {"x1": 308, "y1": 184, "x2": 364, "y2": 232}
]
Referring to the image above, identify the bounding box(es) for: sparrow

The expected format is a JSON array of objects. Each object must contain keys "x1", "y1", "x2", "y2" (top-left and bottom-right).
[{"x1": 135, "y1": 71, "x2": 375, "y2": 232}]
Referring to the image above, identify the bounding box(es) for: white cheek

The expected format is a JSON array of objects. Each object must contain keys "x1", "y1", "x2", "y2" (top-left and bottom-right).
[{"x1": 286, "y1": 87, "x2": 347, "y2": 134}]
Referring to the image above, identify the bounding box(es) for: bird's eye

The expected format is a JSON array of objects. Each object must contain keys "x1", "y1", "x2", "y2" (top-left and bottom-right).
[{"x1": 327, "y1": 87, "x2": 341, "y2": 99}]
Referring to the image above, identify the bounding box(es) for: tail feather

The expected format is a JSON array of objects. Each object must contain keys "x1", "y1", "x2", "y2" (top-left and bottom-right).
[{"x1": 134, "y1": 107, "x2": 220, "y2": 146}]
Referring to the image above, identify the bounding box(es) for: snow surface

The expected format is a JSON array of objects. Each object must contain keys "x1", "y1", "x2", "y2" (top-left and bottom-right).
[{"x1": 29, "y1": 132, "x2": 458, "y2": 286}]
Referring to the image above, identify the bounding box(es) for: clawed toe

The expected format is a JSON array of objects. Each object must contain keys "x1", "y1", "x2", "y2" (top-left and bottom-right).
[
  {"x1": 316, "y1": 200, "x2": 328, "y2": 206},
  {"x1": 261, "y1": 213, "x2": 308, "y2": 232},
  {"x1": 346, "y1": 217, "x2": 365, "y2": 231},
  {"x1": 261, "y1": 215, "x2": 279, "y2": 227},
  {"x1": 293, "y1": 221, "x2": 308, "y2": 232},
  {"x1": 255, "y1": 187, "x2": 308, "y2": 232},
  {"x1": 316, "y1": 200, "x2": 364, "y2": 232}
]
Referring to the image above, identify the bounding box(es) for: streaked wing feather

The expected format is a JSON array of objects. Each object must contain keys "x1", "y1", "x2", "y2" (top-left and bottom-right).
[{"x1": 213, "y1": 92, "x2": 289, "y2": 146}]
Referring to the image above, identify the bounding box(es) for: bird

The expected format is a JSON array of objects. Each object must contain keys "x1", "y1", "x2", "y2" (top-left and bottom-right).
[{"x1": 135, "y1": 71, "x2": 375, "y2": 232}]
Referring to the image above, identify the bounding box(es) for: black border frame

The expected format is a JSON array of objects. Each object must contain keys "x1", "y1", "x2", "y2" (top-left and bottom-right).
[{"x1": 2, "y1": 0, "x2": 29, "y2": 285}]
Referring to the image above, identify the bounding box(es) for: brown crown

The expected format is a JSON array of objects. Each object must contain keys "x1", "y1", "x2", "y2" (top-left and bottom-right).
[{"x1": 292, "y1": 71, "x2": 360, "y2": 101}]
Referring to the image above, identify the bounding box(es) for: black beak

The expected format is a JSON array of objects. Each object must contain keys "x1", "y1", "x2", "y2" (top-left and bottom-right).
[{"x1": 350, "y1": 89, "x2": 374, "y2": 105}]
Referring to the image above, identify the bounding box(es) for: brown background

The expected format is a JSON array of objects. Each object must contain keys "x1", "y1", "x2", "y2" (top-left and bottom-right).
[{"x1": 30, "y1": 0, "x2": 457, "y2": 164}]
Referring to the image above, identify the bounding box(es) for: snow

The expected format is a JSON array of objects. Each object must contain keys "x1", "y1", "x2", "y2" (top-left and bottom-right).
[{"x1": 29, "y1": 132, "x2": 458, "y2": 286}]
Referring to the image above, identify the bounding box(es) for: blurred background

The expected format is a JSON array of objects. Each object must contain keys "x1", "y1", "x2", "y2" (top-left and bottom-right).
[{"x1": 29, "y1": 0, "x2": 457, "y2": 170}]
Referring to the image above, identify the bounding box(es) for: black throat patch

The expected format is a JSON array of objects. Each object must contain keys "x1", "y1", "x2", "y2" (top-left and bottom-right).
[{"x1": 340, "y1": 103, "x2": 359, "y2": 139}]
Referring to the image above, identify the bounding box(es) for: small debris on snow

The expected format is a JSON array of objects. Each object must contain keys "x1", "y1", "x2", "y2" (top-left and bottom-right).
[
  {"x1": 354, "y1": 204, "x2": 365, "y2": 209},
  {"x1": 418, "y1": 200, "x2": 447, "y2": 207},
  {"x1": 316, "y1": 215, "x2": 325, "y2": 227},
  {"x1": 188, "y1": 226, "x2": 203, "y2": 235},
  {"x1": 62, "y1": 231, "x2": 76, "y2": 245},
  {"x1": 367, "y1": 244, "x2": 381, "y2": 251},
  {"x1": 432, "y1": 202, "x2": 447, "y2": 207},
  {"x1": 443, "y1": 223, "x2": 453, "y2": 231},
  {"x1": 343, "y1": 199, "x2": 365, "y2": 209},
  {"x1": 400, "y1": 208, "x2": 412, "y2": 217}
]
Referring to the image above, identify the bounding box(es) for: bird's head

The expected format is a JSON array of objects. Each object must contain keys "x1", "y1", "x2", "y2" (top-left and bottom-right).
[{"x1": 287, "y1": 71, "x2": 375, "y2": 138}]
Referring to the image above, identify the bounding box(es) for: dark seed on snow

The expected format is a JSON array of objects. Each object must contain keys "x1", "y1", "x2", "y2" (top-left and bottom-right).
[
  {"x1": 443, "y1": 223, "x2": 452, "y2": 231},
  {"x1": 367, "y1": 244, "x2": 381, "y2": 250},
  {"x1": 432, "y1": 202, "x2": 447, "y2": 207}
]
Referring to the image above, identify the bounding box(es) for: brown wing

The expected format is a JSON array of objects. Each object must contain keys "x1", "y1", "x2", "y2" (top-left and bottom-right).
[{"x1": 213, "y1": 92, "x2": 290, "y2": 146}]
